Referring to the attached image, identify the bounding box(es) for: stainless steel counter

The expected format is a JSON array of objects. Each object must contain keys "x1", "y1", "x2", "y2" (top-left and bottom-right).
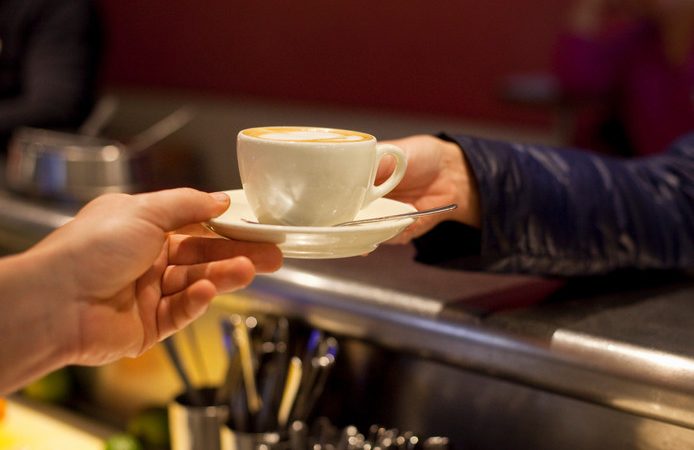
[
  {"x1": 241, "y1": 250, "x2": 694, "y2": 423},
  {"x1": 0, "y1": 190, "x2": 74, "y2": 253},
  {"x1": 2, "y1": 189, "x2": 694, "y2": 449}
]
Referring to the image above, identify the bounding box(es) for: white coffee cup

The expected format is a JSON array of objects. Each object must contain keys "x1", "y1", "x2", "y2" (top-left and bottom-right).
[{"x1": 237, "y1": 126, "x2": 408, "y2": 226}]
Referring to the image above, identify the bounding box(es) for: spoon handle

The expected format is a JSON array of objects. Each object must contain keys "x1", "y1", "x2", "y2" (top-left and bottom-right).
[{"x1": 335, "y1": 203, "x2": 457, "y2": 227}]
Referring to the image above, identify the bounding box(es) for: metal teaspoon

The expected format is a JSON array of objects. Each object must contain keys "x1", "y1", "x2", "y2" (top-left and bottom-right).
[{"x1": 242, "y1": 203, "x2": 457, "y2": 227}]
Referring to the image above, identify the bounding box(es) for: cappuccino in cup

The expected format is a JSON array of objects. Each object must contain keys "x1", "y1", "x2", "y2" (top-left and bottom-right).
[{"x1": 237, "y1": 126, "x2": 407, "y2": 226}]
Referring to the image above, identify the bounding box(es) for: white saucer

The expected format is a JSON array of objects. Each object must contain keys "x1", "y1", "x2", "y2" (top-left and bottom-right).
[{"x1": 207, "y1": 189, "x2": 416, "y2": 259}]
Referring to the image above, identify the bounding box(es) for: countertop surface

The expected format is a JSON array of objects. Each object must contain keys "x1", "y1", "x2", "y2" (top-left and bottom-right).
[
  {"x1": 0, "y1": 397, "x2": 112, "y2": 449},
  {"x1": 1, "y1": 188, "x2": 694, "y2": 429}
]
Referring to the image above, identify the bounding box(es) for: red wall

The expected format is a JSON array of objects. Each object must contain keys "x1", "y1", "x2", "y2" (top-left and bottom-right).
[{"x1": 98, "y1": 1, "x2": 569, "y2": 127}]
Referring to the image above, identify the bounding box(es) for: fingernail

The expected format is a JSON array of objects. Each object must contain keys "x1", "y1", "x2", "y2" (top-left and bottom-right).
[{"x1": 210, "y1": 192, "x2": 229, "y2": 203}]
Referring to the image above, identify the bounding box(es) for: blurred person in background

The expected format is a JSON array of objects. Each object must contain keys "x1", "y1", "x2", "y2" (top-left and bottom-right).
[
  {"x1": 0, "y1": 0, "x2": 103, "y2": 153},
  {"x1": 553, "y1": 0, "x2": 694, "y2": 156}
]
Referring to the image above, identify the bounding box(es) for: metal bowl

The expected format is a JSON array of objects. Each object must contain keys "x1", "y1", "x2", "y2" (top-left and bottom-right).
[{"x1": 5, "y1": 127, "x2": 151, "y2": 202}]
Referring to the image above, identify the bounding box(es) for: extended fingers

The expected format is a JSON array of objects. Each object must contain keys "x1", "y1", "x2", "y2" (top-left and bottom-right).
[
  {"x1": 155, "y1": 257, "x2": 257, "y2": 339},
  {"x1": 168, "y1": 235, "x2": 282, "y2": 273},
  {"x1": 156, "y1": 280, "x2": 217, "y2": 340},
  {"x1": 161, "y1": 256, "x2": 257, "y2": 296}
]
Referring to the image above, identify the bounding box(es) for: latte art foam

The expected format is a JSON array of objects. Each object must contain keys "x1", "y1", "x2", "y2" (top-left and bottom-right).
[{"x1": 242, "y1": 127, "x2": 372, "y2": 143}]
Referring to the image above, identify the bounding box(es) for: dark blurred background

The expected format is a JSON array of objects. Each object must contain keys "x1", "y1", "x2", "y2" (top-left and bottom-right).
[
  {"x1": 88, "y1": 0, "x2": 570, "y2": 190},
  {"x1": 98, "y1": 0, "x2": 566, "y2": 128}
]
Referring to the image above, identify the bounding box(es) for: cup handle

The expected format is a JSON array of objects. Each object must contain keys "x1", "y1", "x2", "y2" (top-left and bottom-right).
[{"x1": 363, "y1": 143, "x2": 408, "y2": 207}]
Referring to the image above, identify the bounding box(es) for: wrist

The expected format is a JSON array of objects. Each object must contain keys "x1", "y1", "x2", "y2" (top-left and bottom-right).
[
  {"x1": 0, "y1": 248, "x2": 77, "y2": 393},
  {"x1": 442, "y1": 140, "x2": 481, "y2": 228}
]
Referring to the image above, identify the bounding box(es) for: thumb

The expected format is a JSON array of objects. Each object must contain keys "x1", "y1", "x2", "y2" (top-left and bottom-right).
[{"x1": 136, "y1": 188, "x2": 230, "y2": 232}]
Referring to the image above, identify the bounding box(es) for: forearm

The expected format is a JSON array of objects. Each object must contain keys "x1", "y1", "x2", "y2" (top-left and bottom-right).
[
  {"x1": 447, "y1": 134, "x2": 694, "y2": 275},
  {"x1": 0, "y1": 250, "x2": 75, "y2": 394}
]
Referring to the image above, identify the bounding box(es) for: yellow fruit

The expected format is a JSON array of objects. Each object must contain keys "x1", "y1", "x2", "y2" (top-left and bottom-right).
[
  {"x1": 22, "y1": 368, "x2": 72, "y2": 404},
  {"x1": 104, "y1": 433, "x2": 143, "y2": 450},
  {"x1": 126, "y1": 407, "x2": 169, "y2": 449}
]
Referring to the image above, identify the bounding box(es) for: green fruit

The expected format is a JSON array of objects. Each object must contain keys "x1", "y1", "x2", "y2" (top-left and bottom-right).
[
  {"x1": 22, "y1": 368, "x2": 72, "y2": 404},
  {"x1": 126, "y1": 407, "x2": 170, "y2": 449},
  {"x1": 104, "y1": 433, "x2": 143, "y2": 450}
]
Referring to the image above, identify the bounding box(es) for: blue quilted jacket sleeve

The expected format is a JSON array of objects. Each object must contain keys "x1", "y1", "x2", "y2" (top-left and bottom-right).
[{"x1": 431, "y1": 132, "x2": 694, "y2": 276}]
